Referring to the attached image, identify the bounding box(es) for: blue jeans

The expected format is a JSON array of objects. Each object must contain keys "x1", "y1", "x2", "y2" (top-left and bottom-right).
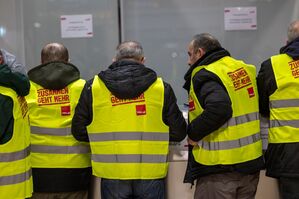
[{"x1": 101, "y1": 178, "x2": 165, "y2": 199}]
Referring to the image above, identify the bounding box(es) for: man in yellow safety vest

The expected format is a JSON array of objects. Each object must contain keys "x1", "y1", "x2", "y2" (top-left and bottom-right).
[
  {"x1": 257, "y1": 20, "x2": 299, "y2": 199},
  {"x1": 0, "y1": 49, "x2": 32, "y2": 199},
  {"x1": 26, "y1": 43, "x2": 91, "y2": 199},
  {"x1": 183, "y1": 33, "x2": 264, "y2": 199},
  {"x1": 72, "y1": 41, "x2": 186, "y2": 199}
]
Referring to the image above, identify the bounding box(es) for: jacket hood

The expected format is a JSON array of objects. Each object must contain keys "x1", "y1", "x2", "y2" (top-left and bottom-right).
[
  {"x1": 28, "y1": 61, "x2": 80, "y2": 90},
  {"x1": 183, "y1": 48, "x2": 230, "y2": 91},
  {"x1": 0, "y1": 49, "x2": 27, "y2": 75},
  {"x1": 0, "y1": 49, "x2": 29, "y2": 96},
  {"x1": 280, "y1": 37, "x2": 299, "y2": 59},
  {"x1": 98, "y1": 60, "x2": 157, "y2": 99}
]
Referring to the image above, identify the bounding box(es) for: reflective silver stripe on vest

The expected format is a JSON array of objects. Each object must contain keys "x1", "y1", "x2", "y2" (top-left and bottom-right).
[
  {"x1": 0, "y1": 146, "x2": 30, "y2": 162},
  {"x1": 269, "y1": 120, "x2": 299, "y2": 128},
  {"x1": 89, "y1": 132, "x2": 169, "y2": 142},
  {"x1": 200, "y1": 132, "x2": 261, "y2": 151},
  {"x1": 220, "y1": 112, "x2": 259, "y2": 128},
  {"x1": 270, "y1": 99, "x2": 299, "y2": 108},
  {"x1": 31, "y1": 126, "x2": 71, "y2": 136},
  {"x1": 31, "y1": 145, "x2": 90, "y2": 154},
  {"x1": 270, "y1": 99, "x2": 299, "y2": 128},
  {"x1": 92, "y1": 154, "x2": 167, "y2": 163},
  {"x1": 0, "y1": 169, "x2": 31, "y2": 186}
]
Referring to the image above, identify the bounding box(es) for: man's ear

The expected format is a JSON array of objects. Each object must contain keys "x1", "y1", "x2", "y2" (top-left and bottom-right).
[
  {"x1": 112, "y1": 57, "x2": 116, "y2": 62},
  {"x1": 196, "y1": 48, "x2": 205, "y2": 60},
  {"x1": 140, "y1": 57, "x2": 146, "y2": 64}
]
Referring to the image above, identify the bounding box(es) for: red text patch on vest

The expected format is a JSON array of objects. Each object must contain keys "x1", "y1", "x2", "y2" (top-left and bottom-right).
[
  {"x1": 136, "y1": 104, "x2": 146, "y2": 116},
  {"x1": 111, "y1": 93, "x2": 145, "y2": 106},
  {"x1": 18, "y1": 96, "x2": 28, "y2": 118},
  {"x1": 61, "y1": 105, "x2": 71, "y2": 116},
  {"x1": 247, "y1": 87, "x2": 255, "y2": 98},
  {"x1": 227, "y1": 67, "x2": 252, "y2": 90},
  {"x1": 189, "y1": 98, "x2": 195, "y2": 112},
  {"x1": 288, "y1": 60, "x2": 299, "y2": 78},
  {"x1": 37, "y1": 88, "x2": 70, "y2": 106}
]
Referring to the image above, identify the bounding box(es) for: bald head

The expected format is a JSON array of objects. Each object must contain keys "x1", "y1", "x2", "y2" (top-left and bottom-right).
[
  {"x1": 287, "y1": 20, "x2": 299, "y2": 43},
  {"x1": 41, "y1": 43, "x2": 69, "y2": 64},
  {"x1": 114, "y1": 41, "x2": 144, "y2": 63}
]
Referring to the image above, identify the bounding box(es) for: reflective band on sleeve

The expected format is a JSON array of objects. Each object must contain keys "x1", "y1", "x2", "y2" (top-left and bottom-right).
[
  {"x1": 0, "y1": 169, "x2": 31, "y2": 186},
  {"x1": 270, "y1": 120, "x2": 299, "y2": 128},
  {"x1": 270, "y1": 99, "x2": 299, "y2": 108},
  {"x1": 221, "y1": 112, "x2": 259, "y2": 128},
  {"x1": 88, "y1": 132, "x2": 169, "y2": 142},
  {"x1": 0, "y1": 146, "x2": 30, "y2": 162},
  {"x1": 92, "y1": 154, "x2": 168, "y2": 163},
  {"x1": 31, "y1": 144, "x2": 90, "y2": 154},
  {"x1": 200, "y1": 132, "x2": 261, "y2": 151},
  {"x1": 30, "y1": 126, "x2": 71, "y2": 136}
]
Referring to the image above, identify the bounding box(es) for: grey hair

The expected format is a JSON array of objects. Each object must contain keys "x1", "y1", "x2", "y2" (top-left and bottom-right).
[
  {"x1": 287, "y1": 20, "x2": 299, "y2": 43},
  {"x1": 192, "y1": 33, "x2": 221, "y2": 53},
  {"x1": 115, "y1": 41, "x2": 144, "y2": 61}
]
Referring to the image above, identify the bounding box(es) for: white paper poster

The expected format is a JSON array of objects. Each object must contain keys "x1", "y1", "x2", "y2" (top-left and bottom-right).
[
  {"x1": 224, "y1": 7, "x2": 257, "y2": 31},
  {"x1": 60, "y1": 14, "x2": 93, "y2": 38}
]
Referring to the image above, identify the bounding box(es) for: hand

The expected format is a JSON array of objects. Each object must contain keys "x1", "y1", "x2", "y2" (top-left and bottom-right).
[{"x1": 187, "y1": 137, "x2": 198, "y2": 146}]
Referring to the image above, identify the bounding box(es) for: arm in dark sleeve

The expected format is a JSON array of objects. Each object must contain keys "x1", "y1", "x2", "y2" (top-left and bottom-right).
[
  {"x1": 71, "y1": 79, "x2": 93, "y2": 142},
  {"x1": 188, "y1": 71, "x2": 232, "y2": 141},
  {"x1": 0, "y1": 64, "x2": 30, "y2": 96},
  {"x1": 0, "y1": 95, "x2": 13, "y2": 144},
  {"x1": 162, "y1": 82, "x2": 187, "y2": 142},
  {"x1": 257, "y1": 59, "x2": 277, "y2": 118},
  {"x1": 10, "y1": 72, "x2": 30, "y2": 96}
]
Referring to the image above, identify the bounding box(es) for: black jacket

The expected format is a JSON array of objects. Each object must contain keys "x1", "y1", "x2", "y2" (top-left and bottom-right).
[
  {"x1": 72, "y1": 59, "x2": 186, "y2": 143},
  {"x1": 257, "y1": 37, "x2": 299, "y2": 178},
  {"x1": 28, "y1": 61, "x2": 91, "y2": 192},
  {"x1": 184, "y1": 48, "x2": 264, "y2": 184},
  {"x1": 0, "y1": 49, "x2": 30, "y2": 144}
]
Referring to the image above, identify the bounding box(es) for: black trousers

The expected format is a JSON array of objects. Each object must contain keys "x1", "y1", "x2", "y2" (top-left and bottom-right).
[{"x1": 279, "y1": 177, "x2": 299, "y2": 199}]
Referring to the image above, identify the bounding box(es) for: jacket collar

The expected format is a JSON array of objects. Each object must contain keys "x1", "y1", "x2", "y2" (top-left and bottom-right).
[
  {"x1": 183, "y1": 48, "x2": 230, "y2": 91},
  {"x1": 280, "y1": 37, "x2": 299, "y2": 60},
  {"x1": 28, "y1": 61, "x2": 80, "y2": 90}
]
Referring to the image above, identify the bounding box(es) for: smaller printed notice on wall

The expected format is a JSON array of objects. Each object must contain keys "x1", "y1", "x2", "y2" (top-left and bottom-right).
[
  {"x1": 224, "y1": 7, "x2": 257, "y2": 31},
  {"x1": 60, "y1": 14, "x2": 93, "y2": 38}
]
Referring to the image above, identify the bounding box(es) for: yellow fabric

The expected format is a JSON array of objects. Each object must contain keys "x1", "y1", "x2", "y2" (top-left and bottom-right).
[
  {"x1": 189, "y1": 56, "x2": 262, "y2": 165},
  {"x1": 0, "y1": 86, "x2": 32, "y2": 199},
  {"x1": 269, "y1": 54, "x2": 299, "y2": 143},
  {"x1": 26, "y1": 79, "x2": 91, "y2": 168},
  {"x1": 87, "y1": 76, "x2": 169, "y2": 179}
]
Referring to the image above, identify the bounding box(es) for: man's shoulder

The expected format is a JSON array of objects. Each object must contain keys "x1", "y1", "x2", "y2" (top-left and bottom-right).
[
  {"x1": 159, "y1": 80, "x2": 173, "y2": 93},
  {"x1": 193, "y1": 67, "x2": 221, "y2": 84}
]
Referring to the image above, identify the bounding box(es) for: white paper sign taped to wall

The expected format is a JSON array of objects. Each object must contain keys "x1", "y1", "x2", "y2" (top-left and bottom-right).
[
  {"x1": 224, "y1": 7, "x2": 257, "y2": 31},
  {"x1": 60, "y1": 14, "x2": 93, "y2": 38}
]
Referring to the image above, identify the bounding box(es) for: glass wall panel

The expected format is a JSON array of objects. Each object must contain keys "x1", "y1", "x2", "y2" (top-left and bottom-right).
[
  {"x1": 122, "y1": 0, "x2": 299, "y2": 105},
  {"x1": 23, "y1": 0, "x2": 119, "y2": 79}
]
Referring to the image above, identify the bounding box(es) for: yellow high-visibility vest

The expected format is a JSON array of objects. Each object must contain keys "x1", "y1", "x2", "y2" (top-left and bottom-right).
[
  {"x1": 0, "y1": 86, "x2": 32, "y2": 199},
  {"x1": 189, "y1": 56, "x2": 262, "y2": 165},
  {"x1": 269, "y1": 54, "x2": 299, "y2": 143},
  {"x1": 26, "y1": 79, "x2": 91, "y2": 168},
  {"x1": 87, "y1": 76, "x2": 169, "y2": 179}
]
